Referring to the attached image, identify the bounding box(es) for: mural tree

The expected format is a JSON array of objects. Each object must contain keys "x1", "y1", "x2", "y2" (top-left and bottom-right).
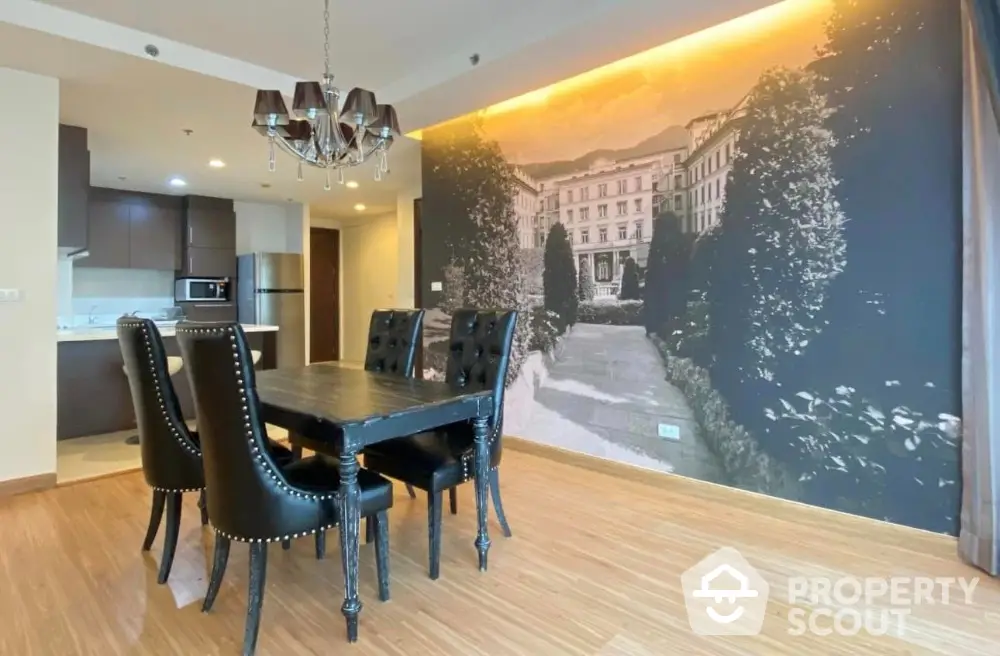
[
  {"x1": 806, "y1": 0, "x2": 962, "y2": 397},
  {"x1": 577, "y1": 259, "x2": 596, "y2": 302},
  {"x1": 708, "y1": 67, "x2": 846, "y2": 421},
  {"x1": 619, "y1": 258, "x2": 641, "y2": 300},
  {"x1": 424, "y1": 116, "x2": 532, "y2": 385},
  {"x1": 543, "y1": 223, "x2": 578, "y2": 331},
  {"x1": 643, "y1": 212, "x2": 694, "y2": 336}
]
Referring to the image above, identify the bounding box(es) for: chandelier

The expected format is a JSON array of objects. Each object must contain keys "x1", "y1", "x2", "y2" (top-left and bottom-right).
[{"x1": 251, "y1": 0, "x2": 400, "y2": 189}]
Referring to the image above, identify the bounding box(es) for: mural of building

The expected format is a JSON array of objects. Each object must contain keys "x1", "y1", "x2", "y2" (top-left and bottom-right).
[
  {"x1": 683, "y1": 96, "x2": 748, "y2": 233},
  {"x1": 513, "y1": 167, "x2": 541, "y2": 249}
]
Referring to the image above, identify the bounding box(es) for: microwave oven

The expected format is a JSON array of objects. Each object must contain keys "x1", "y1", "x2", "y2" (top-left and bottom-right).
[{"x1": 175, "y1": 278, "x2": 230, "y2": 303}]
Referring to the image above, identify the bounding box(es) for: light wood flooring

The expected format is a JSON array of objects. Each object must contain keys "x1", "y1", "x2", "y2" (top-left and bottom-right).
[{"x1": 2, "y1": 447, "x2": 998, "y2": 655}]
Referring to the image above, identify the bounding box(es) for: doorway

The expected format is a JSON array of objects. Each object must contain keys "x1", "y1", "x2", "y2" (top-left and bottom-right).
[{"x1": 310, "y1": 227, "x2": 340, "y2": 363}]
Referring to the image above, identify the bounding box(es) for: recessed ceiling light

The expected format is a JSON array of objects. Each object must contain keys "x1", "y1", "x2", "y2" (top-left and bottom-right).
[
  {"x1": 345, "y1": 181, "x2": 359, "y2": 189},
  {"x1": 209, "y1": 159, "x2": 226, "y2": 168},
  {"x1": 168, "y1": 177, "x2": 187, "y2": 188},
  {"x1": 354, "y1": 203, "x2": 366, "y2": 212}
]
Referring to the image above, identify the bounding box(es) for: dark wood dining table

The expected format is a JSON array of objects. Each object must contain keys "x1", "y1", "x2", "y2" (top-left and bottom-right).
[{"x1": 254, "y1": 362, "x2": 495, "y2": 642}]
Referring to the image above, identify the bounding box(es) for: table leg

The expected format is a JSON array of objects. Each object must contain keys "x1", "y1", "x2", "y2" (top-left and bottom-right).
[
  {"x1": 338, "y1": 449, "x2": 363, "y2": 642},
  {"x1": 472, "y1": 416, "x2": 492, "y2": 571}
]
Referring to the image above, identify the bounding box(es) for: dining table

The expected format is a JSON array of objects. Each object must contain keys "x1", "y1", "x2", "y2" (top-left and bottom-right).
[{"x1": 254, "y1": 361, "x2": 496, "y2": 642}]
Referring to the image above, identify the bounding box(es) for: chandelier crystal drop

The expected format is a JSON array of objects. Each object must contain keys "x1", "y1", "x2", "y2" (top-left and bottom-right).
[{"x1": 251, "y1": 0, "x2": 400, "y2": 188}]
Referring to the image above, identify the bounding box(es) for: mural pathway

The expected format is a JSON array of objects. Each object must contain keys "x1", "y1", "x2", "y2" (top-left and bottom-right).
[{"x1": 512, "y1": 323, "x2": 726, "y2": 484}]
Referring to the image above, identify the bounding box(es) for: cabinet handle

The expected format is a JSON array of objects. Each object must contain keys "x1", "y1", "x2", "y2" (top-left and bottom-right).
[
  {"x1": 188, "y1": 256, "x2": 192, "y2": 272},
  {"x1": 193, "y1": 303, "x2": 232, "y2": 308},
  {"x1": 188, "y1": 225, "x2": 192, "y2": 243}
]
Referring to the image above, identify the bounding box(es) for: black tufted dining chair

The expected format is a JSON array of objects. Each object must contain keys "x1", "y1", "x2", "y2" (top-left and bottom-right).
[
  {"x1": 177, "y1": 322, "x2": 394, "y2": 655},
  {"x1": 364, "y1": 309, "x2": 427, "y2": 504},
  {"x1": 363, "y1": 308, "x2": 517, "y2": 580},
  {"x1": 117, "y1": 317, "x2": 206, "y2": 585}
]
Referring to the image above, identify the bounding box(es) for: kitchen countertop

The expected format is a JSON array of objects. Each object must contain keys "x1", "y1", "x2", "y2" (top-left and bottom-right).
[{"x1": 57, "y1": 323, "x2": 279, "y2": 343}]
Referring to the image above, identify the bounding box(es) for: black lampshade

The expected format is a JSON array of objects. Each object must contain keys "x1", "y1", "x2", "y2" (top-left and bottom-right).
[
  {"x1": 370, "y1": 104, "x2": 401, "y2": 137},
  {"x1": 292, "y1": 81, "x2": 328, "y2": 119},
  {"x1": 253, "y1": 90, "x2": 289, "y2": 126},
  {"x1": 342, "y1": 88, "x2": 378, "y2": 125}
]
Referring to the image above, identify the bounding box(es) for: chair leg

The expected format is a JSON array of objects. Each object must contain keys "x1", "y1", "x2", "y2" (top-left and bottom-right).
[
  {"x1": 142, "y1": 490, "x2": 166, "y2": 551},
  {"x1": 291, "y1": 445, "x2": 303, "y2": 461},
  {"x1": 405, "y1": 484, "x2": 417, "y2": 499},
  {"x1": 157, "y1": 492, "x2": 183, "y2": 584},
  {"x1": 244, "y1": 542, "x2": 268, "y2": 656},
  {"x1": 373, "y1": 510, "x2": 390, "y2": 602},
  {"x1": 489, "y1": 469, "x2": 513, "y2": 538},
  {"x1": 315, "y1": 530, "x2": 326, "y2": 560},
  {"x1": 365, "y1": 516, "x2": 374, "y2": 545},
  {"x1": 202, "y1": 533, "x2": 230, "y2": 612},
  {"x1": 198, "y1": 489, "x2": 209, "y2": 526},
  {"x1": 449, "y1": 487, "x2": 458, "y2": 515},
  {"x1": 428, "y1": 491, "x2": 442, "y2": 580}
]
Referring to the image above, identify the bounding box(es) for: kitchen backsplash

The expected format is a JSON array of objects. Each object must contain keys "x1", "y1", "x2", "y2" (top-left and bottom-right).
[{"x1": 59, "y1": 267, "x2": 176, "y2": 327}]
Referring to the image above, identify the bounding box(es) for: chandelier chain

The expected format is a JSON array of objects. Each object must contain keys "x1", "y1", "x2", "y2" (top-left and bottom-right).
[{"x1": 323, "y1": 0, "x2": 331, "y2": 79}]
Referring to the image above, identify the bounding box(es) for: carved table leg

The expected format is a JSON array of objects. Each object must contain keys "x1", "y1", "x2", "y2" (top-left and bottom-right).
[
  {"x1": 472, "y1": 416, "x2": 492, "y2": 571},
  {"x1": 338, "y1": 448, "x2": 363, "y2": 642}
]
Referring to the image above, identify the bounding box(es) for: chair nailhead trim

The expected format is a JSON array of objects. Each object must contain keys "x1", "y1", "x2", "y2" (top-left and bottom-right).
[
  {"x1": 151, "y1": 485, "x2": 204, "y2": 493},
  {"x1": 211, "y1": 524, "x2": 338, "y2": 544}
]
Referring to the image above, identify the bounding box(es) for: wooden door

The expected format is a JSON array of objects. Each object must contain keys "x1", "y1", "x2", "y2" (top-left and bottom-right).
[
  {"x1": 310, "y1": 227, "x2": 340, "y2": 363},
  {"x1": 77, "y1": 198, "x2": 130, "y2": 269}
]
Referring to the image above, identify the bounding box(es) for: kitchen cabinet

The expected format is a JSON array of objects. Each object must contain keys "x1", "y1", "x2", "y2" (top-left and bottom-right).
[
  {"x1": 76, "y1": 189, "x2": 182, "y2": 270},
  {"x1": 180, "y1": 195, "x2": 236, "y2": 277},
  {"x1": 78, "y1": 198, "x2": 130, "y2": 269},
  {"x1": 129, "y1": 201, "x2": 181, "y2": 270},
  {"x1": 178, "y1": 301, "x2": 237, "y2": 323},
  {"x1": 57, "y1": 125, "x2": 90, "y2": 251},
  {"x1": 183, "y1": 246, "x2": 237, "y2": 278},
  {"x1": 184, "y1": 195, "x2": 236, "y2": 249}
]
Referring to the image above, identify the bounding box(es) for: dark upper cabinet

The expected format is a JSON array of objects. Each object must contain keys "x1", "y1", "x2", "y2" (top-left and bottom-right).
[
  {"x1": 77, "y1": 198, "x2": 130, "y2": 269},
  {"x1": 76, "y1": 189, "x2": 182, "y2": 270},
  {"x1": 184, "y1": 195, "x2": 236, "y2": 250},
  {"x1": 129, "y1": 200, "x2": 181, "y2": 270},
  {"x1": 57, "y1": 125, "x2": 90, "y2": 251},
  {"x1": 183, "y1": 246, "x2": 237, "y2": 278},
  {"x1": 180, "y1": 195, "x2": 236, "y2": 277}
]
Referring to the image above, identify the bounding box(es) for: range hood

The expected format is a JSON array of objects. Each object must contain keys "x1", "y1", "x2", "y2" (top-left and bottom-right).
[{"x1": 58, "y1": 246, "x2": 90, "y2": 261}]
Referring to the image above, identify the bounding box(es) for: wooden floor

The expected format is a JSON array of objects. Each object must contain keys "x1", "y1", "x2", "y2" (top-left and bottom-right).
[{"x1": 1, "y1": 448, "x2": 998, "y2": 655}]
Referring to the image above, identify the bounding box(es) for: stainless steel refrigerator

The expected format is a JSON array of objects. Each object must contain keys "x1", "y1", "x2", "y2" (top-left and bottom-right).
[{"x1": 237, "y1": 252, "x2": 305, "y2": 369}]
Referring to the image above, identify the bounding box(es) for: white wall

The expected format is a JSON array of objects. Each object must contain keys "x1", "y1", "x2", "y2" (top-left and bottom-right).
[
  {"x1": 70, "y1": 268, "x2": 175, "y2": 321},
  {"x1": 235, "y1": 200, "x2": 305, "y2": 255},
  {"x1": 0, "y1": 67, "x2": 59, "y2": 482},
  {"x1": 339, "y1": 213, "x2": 399, "y2": 363}
]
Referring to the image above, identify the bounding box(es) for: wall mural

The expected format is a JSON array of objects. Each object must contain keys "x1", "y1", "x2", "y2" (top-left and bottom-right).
[{"x1": 419, "y1": 0, "x2": 962, "y2": 534}]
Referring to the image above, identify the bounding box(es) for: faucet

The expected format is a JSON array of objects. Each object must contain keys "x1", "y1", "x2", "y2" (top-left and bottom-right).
[{"x1": 87, "y1": 305, "x2": 99, "y2": 325}]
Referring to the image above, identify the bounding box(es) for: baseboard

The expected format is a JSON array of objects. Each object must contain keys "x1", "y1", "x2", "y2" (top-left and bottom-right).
[
  {"x1": 504, "y1": 435, "x2": 958, "y2": 543},
  {"x1": 0, "y1": 472, "x2": 57, "y2": 499}
]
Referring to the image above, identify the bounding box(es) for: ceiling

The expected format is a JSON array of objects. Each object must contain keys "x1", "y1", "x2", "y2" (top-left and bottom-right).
[{"x1": 0, "y1": 0, "x2": 775, "y2": 218}]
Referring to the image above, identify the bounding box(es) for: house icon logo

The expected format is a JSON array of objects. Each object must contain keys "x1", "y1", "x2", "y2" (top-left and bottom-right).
[{"x1": 681, "y1": 547, "x2": 770, "y2": 636}]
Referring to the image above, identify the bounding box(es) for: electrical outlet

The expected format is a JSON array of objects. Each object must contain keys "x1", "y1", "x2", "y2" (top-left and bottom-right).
[
  {"x1": 430, "y1": 281, "x2": 443, "y2": 292},
  {"x1": 0, "y1": 289, "x2": 21, "y2": 303},
  {"x1": 658, "y1": 423, "x2": 680, "y2": 440}
]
